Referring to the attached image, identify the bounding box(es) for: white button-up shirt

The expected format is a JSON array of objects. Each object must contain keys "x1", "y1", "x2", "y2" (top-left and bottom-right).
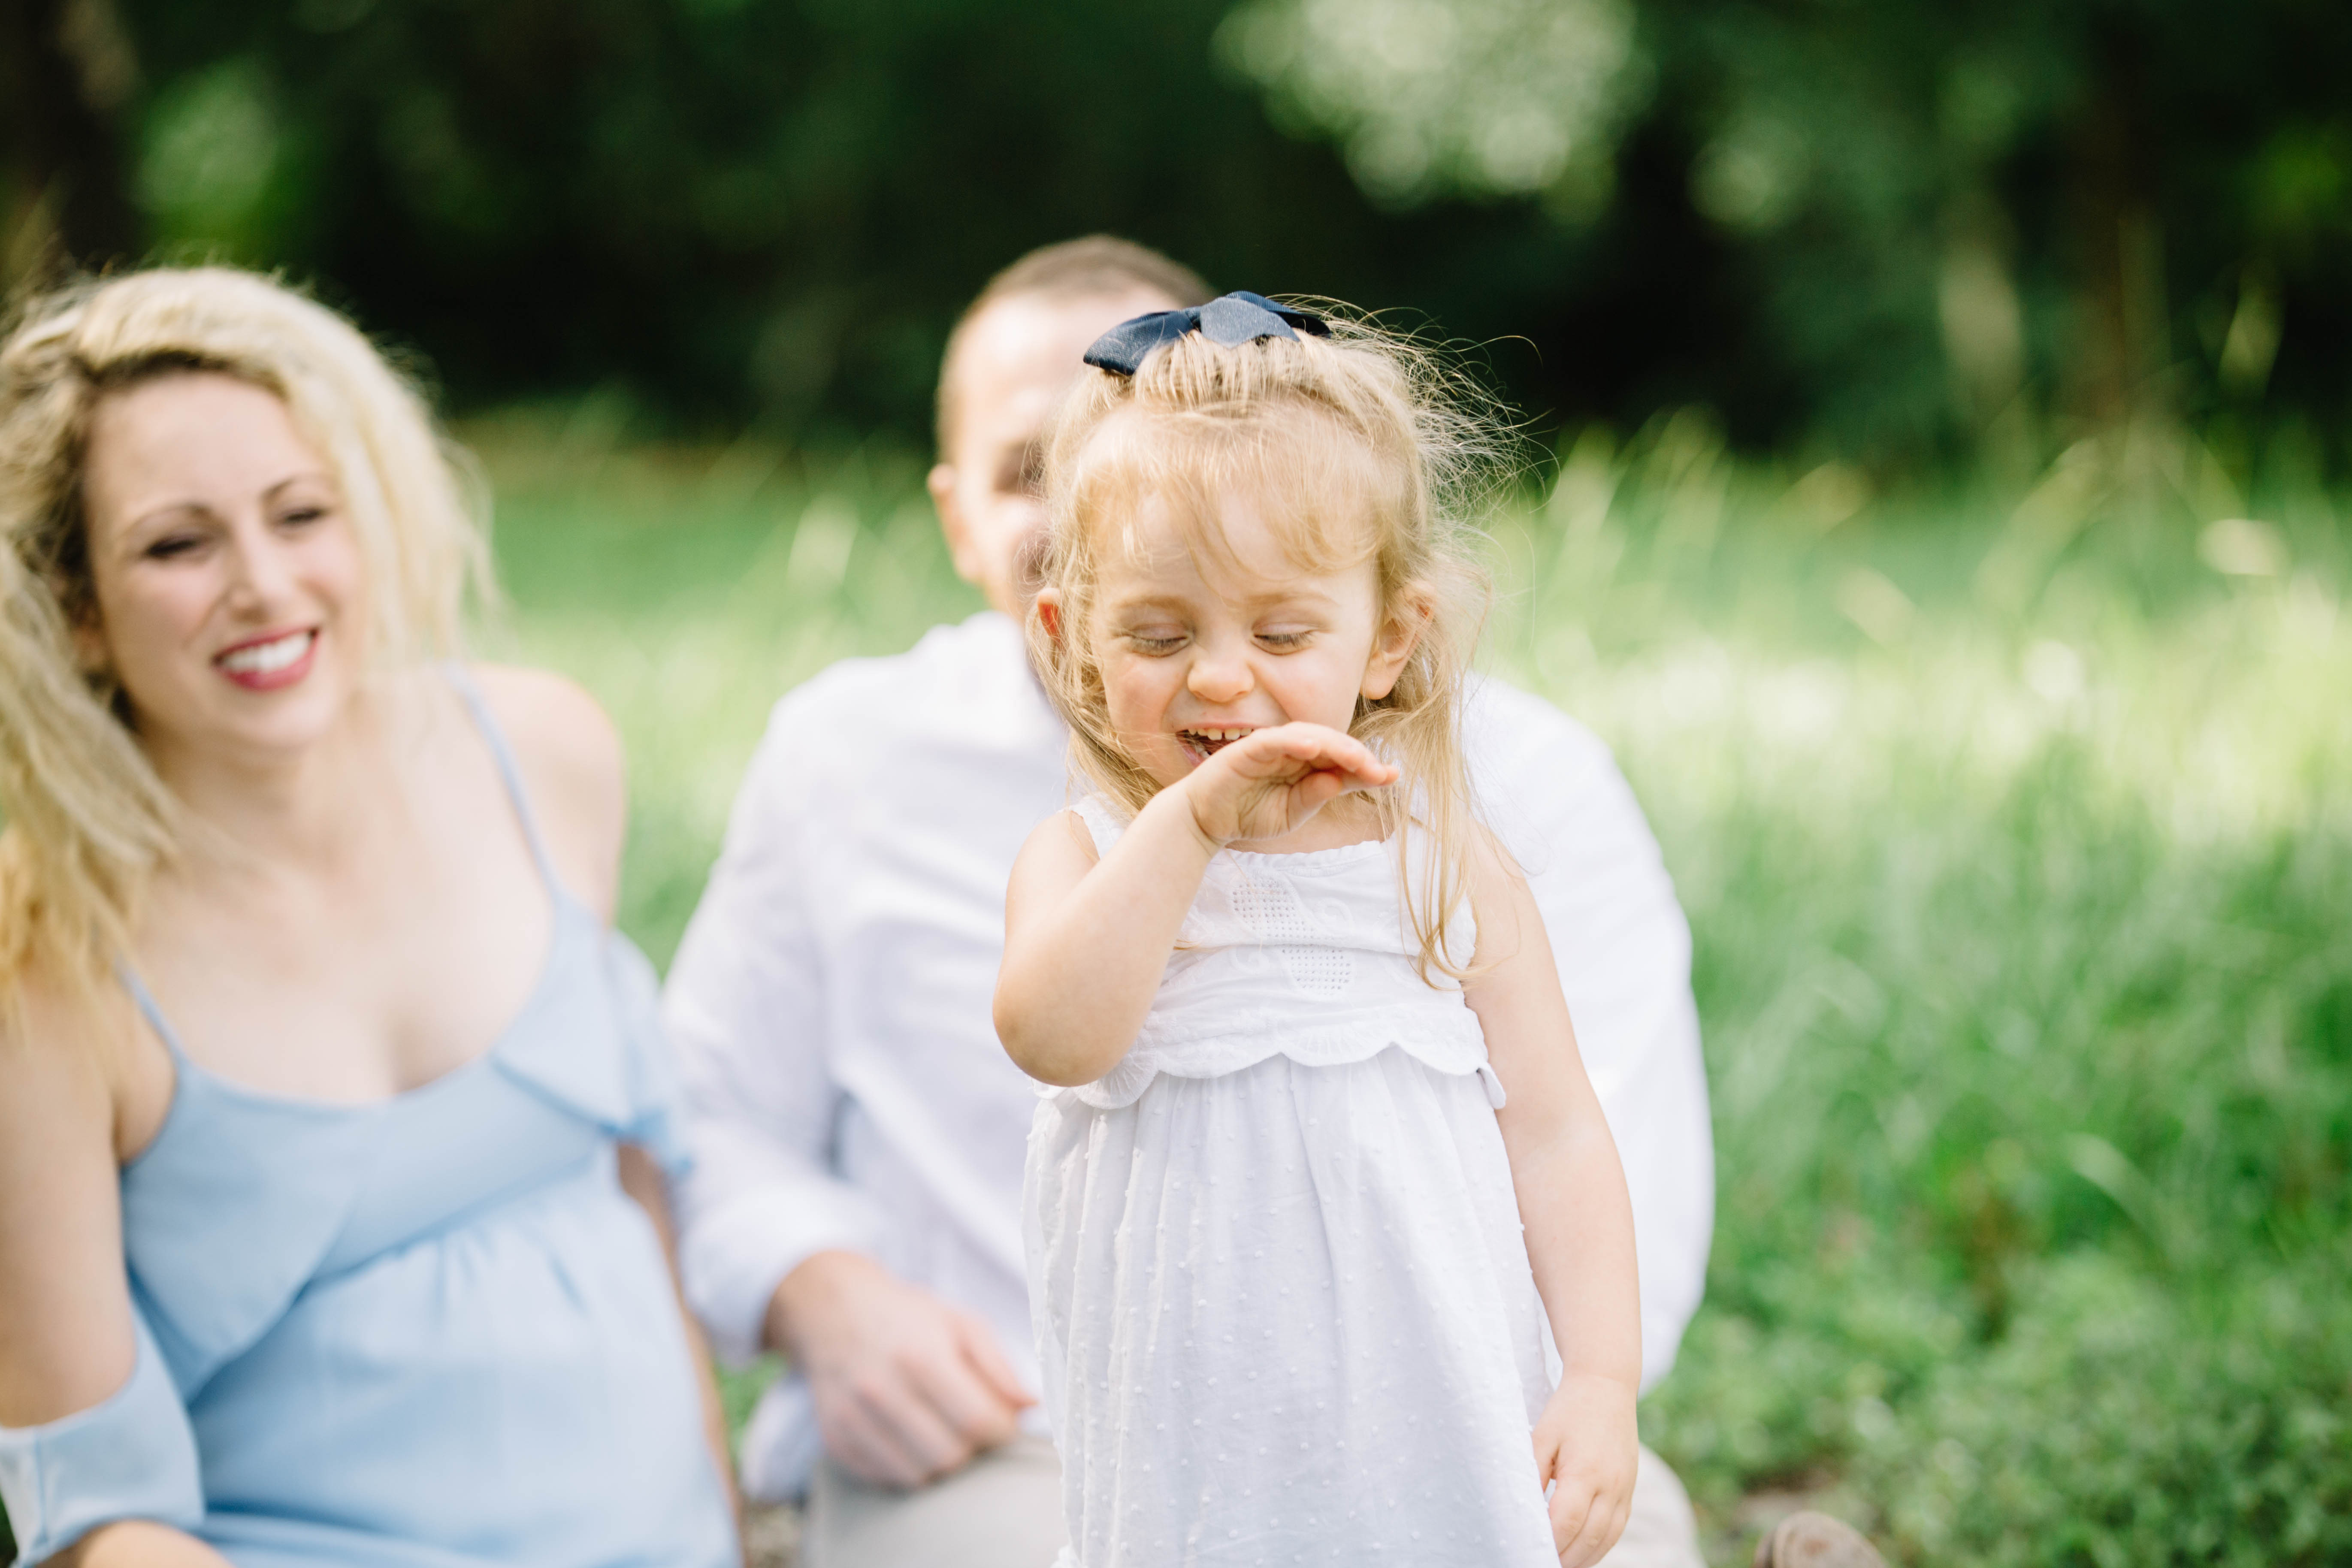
[{"x1": 665, "y1": 612, "x2": 1713, "y2": 1502}]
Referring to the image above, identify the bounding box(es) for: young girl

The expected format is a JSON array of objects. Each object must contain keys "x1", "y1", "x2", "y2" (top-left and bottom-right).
[{"x1": 994, "y1": 293, "x2": 1642, "y2": 1568}]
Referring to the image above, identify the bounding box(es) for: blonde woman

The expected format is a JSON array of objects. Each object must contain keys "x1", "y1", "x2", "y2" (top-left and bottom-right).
[{"x1": 0, "y1": 269, "x2": 738, "y2": 1568}]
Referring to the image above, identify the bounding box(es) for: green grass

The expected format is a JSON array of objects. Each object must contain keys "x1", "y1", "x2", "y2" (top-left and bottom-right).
[{"x1": 478, "y1": 408, "x2": 2351, "y2": 1566}]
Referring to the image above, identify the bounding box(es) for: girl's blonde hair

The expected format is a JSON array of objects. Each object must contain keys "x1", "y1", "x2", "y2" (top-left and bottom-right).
[
  {"x1": 0, "y1": 266, "x2": 493, "y2": 1006},
  {"x1": 1029, "y1": 305, "x2": 1506, "y2": 980}
]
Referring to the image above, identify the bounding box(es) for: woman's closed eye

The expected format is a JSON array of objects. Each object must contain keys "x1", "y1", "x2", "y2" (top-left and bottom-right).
[{"x1": 143, "y1": 529, "x2": 210, "y2": 562}]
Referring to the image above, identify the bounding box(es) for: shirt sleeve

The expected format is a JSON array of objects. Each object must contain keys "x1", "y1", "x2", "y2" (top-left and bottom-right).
[
  {"x1": 663, "y1": 700, "x2": 898, "y2": 1367},
  {"x1": 0, "y1": 1305, "x2": 205, "y2": 1565},
  {"x1": 1467, "y1": 681, "x2": 1716, "y2": 1391}
]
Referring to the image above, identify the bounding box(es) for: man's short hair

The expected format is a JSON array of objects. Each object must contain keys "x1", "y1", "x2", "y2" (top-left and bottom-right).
[{"x1": 935, "y1": 236, "x2": 1213, "y2": 451}]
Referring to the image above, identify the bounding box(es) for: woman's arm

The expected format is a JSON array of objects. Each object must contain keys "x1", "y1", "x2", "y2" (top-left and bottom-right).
[
  {"x1": 617, "y1": 1147, "x2": 742, "y2": 1549},
  {"x1": 1462, "y1": 832, "x2": 1642, "y2": 1568},
  {"x1": 993, "y1": 722, "x2": 1396, "y2": 1086},
  {"x1": 1, "y1": 991, "x2": 226, "y2": 1568},
  {"x1": 56, "y1": 1522, "x2": 236, "y2": 1568}
]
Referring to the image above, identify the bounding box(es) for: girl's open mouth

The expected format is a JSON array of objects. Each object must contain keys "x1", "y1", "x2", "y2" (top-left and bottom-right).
[{"x1": 1177, "y1": 726, "x2": 1255, "y2": 762}]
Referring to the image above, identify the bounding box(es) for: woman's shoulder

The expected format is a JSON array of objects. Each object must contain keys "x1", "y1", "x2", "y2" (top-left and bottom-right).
[
  {"x1": 467, "y1": 663, "x2": 620, "y2": 766},
  {"x1": 464, "y1": 663, "x2": 626, "y2": 917},
  {"x1": 0, "y1": 955, "x2": 171, "y2": 1176},
  {"x1": 0, "y1": 967, "x2": 126, "y2": 1117}
]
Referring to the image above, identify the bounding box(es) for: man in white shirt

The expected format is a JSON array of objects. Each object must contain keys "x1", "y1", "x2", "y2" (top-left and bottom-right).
[{"x1": 665, "y1": 238, "x2": 1719, "y2": 1568}]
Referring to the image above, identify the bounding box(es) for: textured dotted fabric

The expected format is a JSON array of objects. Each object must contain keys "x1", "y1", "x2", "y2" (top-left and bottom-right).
[{"x1": 1025, "y1": 800, "x2": 1559, "y2": 1567}]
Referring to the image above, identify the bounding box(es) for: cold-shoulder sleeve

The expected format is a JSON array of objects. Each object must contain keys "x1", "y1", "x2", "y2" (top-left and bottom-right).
[{"x1": 0, "y1": 1306, "x2": 203, "y2": 1565}]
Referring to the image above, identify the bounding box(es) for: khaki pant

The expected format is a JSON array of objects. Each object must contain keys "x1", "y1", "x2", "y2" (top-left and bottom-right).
[{"x1": 802, "y1": 1438, "x2": 1702, "y2": 1568}]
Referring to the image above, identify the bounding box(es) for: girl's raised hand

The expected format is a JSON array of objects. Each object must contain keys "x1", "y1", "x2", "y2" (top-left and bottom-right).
[
  {"x1": 1173, "y1": 722, "x2": 1398, "y2": 847},
  {"x1": 1533, "y1": 1372, "x2": 1639, "y2": 1567}
]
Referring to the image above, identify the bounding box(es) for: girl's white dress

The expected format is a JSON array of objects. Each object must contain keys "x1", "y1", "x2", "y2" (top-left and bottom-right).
[{"x1": 1026, "y1": 797, "x2": 1562, "y2": 1568}]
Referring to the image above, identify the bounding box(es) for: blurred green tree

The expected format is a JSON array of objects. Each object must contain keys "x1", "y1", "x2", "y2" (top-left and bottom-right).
[
  {"x1": 5, "y1": 0, "x2": 2349, "y2": 468},
  {"x1": 1228, "y1": 0, "x2": 2352, "y2": 464},
  {"x1": 2, "y1": 0, "x2": 142, "y2": 278}
]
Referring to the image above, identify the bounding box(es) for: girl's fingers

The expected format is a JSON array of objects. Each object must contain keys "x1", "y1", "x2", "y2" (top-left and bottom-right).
[
  {"x1": 1558, "y1": 1492, "x2": 1629, "y2": 1568},
  {"x1": 1317, "y1": 738, "x2": 1395, "y2": 784},
  {"x1": 1287, "y1": 770, "x2": 1349, "y2": 820},
  {"x1": 1548, "y1": 1483, "x2": 1595, "y2": 1560},
  {"x1": 1324, "y1": 747, "x2": 1399, "y2": 788},
  {"x1": 1238, "y1": 723, "x2": 1396, "y2": 786},
  {"x1": 1192, "y1": 723, "x2": 1397, "y2": 840}
]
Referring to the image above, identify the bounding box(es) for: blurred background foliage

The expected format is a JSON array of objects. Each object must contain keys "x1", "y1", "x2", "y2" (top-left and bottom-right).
[{"x1": 6, "y1": 0, "x2": 2351, "y2": 469}]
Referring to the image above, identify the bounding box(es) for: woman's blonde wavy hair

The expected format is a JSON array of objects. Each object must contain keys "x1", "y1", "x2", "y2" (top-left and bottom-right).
[
  {"x1": 0, "y1": 266, "x2": 493, "y2": 1008},
  {"x1": 1029, "y1": 304, "x2": 1509, "y2": 981}
]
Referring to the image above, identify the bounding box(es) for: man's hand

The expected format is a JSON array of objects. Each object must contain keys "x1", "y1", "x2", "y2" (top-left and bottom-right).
[
  {"x1": 1173, "y1": 722, "x2": 1397, "y2": 848},
  {"x1": 769, "y1": 1250, "x2": 1034, "y2": 1489},
  {"x1": 1533, "y1": 1371, "x2": 1639, "y2": 1567}
]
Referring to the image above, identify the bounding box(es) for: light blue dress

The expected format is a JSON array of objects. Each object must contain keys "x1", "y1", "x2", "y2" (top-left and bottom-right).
[{"x1": 0, "y1": 678, "x2": 739, "y2": 1568}]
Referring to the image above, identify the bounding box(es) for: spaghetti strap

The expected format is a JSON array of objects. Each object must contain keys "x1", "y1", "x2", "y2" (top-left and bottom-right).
[
  {"x1": 442, "y1": 664, "x2": 563, "y2": 896},
  {"x1": 118, "y1": 964, "x2": 191, "y2": 1062}
]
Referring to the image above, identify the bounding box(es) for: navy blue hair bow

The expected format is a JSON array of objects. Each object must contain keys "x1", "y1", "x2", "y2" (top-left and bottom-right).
[{"x1": 1083, "y1": 291, "x2": 1330, "y2": 376}]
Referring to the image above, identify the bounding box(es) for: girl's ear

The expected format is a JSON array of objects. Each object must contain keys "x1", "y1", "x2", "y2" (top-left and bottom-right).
[
  {"x1": 1034, "y1": 585, "x2": 1065, "y2": 643},
  {"x1": 1361, "y1": 586, "x2": 1433, "y2": 701}
]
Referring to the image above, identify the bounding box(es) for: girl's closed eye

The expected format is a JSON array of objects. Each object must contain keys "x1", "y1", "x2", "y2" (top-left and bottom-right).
[
  {"x1": 1126, "y1": 625, "x2": 1190, "y2": 654},
  {"x1": 1255, "y1": 626, "x2": 1315, "y2": 650}
]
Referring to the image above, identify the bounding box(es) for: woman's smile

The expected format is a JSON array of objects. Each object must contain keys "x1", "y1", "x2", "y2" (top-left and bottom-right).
[
  {"x1": 79, "y1": 371, "x2": 366, "y2": 766},
  {"x1": 214, "y1": 626, "x2": 320, "y2": 690}
]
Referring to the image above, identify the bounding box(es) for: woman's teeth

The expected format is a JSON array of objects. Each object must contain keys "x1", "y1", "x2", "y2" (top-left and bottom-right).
[{"x1": 218, "y1": 630, "x2": 313, "y2": 675}]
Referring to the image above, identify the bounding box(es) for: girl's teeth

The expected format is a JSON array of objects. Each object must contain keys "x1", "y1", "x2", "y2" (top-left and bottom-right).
[
  {"x1": 220, "y1": 631, "x2": 311, "y2": 674},
  {"x1": 1180, "y1": 726, "x2": 1254, "y2": 756}
]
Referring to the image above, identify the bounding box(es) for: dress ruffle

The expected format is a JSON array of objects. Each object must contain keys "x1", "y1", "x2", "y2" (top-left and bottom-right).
[
  {"x1": 118, "y1": 907, "x2": 693, "y2": 1405},
  {"x1": 1058, "y1": 1015, "x2": 1505, "y2": 1111},
  {"x1": 502, "y1": 924, "x2": 695, "y2": 1180}
]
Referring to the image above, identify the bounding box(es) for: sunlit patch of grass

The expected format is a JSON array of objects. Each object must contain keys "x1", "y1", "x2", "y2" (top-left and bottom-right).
[
  {"x1": 472, "y1": 414, "x2": 984, "y2": 965},
  {"x1": 478, "y1": 411, "x2": 2352, "y2": 1565}
]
